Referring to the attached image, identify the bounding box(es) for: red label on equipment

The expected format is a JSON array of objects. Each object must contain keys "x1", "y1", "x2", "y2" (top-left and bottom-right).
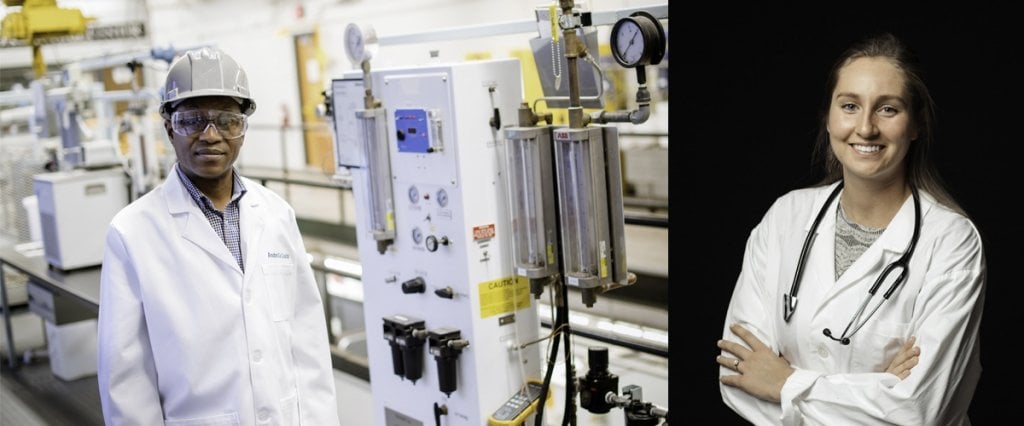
[{"x1": 473, "y1": 224, "x2": 495, "y2": 241}]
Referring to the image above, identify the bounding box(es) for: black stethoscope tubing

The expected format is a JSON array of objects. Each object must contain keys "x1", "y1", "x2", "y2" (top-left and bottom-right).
[{"x1": 782, "y1": 181, "x2": 921, "y2": 345}]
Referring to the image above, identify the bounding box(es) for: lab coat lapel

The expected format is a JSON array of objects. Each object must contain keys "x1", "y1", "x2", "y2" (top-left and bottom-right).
[
  {"x1": 802, "y1": 185, "x2": 840, "y2": 320},
  {"x1": 239, "y1": 180, "x2": 266, "y2": 273},
  {"x1": 876, "y1": 193, "x2": 919, "y2": 257},
  {"x1": 818, "y1": 191, "x2": 920, "y2": 307},
  {"x1": 164, "y1": 167, "x2": 243, "y2": 275}
]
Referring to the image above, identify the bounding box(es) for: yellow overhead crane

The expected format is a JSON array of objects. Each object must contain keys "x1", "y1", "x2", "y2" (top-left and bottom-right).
[{"x1": 1, "y1": 0, "x2": 95, "y2": 77}]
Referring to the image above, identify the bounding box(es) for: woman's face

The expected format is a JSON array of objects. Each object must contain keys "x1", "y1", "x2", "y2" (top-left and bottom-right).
[{"x1": 827, "y1": 56, "x2": 917, "y2": 187}]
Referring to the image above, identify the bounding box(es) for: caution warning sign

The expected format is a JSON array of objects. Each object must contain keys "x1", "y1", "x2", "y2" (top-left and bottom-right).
[{"x1": 478, "y1": 276, "x2": 531, "y2": 319}]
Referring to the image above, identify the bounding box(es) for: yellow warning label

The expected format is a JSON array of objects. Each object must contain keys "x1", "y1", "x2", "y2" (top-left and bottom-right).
[
  {"x1": 599, "y1": 240, "x2": 608, "y2": 278},
  {"x1": 479, "y1": 276, "x2": 532, "y2": 319}
]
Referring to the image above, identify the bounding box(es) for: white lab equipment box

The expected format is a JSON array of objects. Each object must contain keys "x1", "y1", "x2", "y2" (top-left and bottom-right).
[
  {"x1": 45, "y1": 318, "x2": 98, "y2": 381},
  {"x1": 33, "y1": 167, "x2": 128, "y2": 271}
]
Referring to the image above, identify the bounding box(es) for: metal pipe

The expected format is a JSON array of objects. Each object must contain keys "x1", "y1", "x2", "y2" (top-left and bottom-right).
[
  {"x1": 374, "y1": 4, "x2": 668, "y2": 45},
  {"x1": 590, "y1": 77, "x2": 653, "y2": 125},
  {"x1": 560, "y1": 0, "x2": 587, "y2": 129}
]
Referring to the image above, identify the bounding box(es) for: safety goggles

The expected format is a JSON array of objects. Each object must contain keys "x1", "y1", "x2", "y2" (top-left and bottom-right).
[{"x1": 170, "y1": 110, "x2": 248, "y2": 139}]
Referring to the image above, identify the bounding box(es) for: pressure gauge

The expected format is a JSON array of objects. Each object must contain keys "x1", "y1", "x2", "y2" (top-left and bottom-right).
[
  {"x1": 344, "y1": 23, "x2": 378, "y2": 66},
  {"x1": 408, "y1": 185, "x2": 420, "y2": 203},
  {"x1": 609, "y1": 11, "x2": 666, "y2": 68},
  {"x1": 436, "y1": 189, "x2": 448, "y2": 207}
]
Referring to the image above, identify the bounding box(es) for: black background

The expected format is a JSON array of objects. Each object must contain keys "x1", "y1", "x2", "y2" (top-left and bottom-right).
[{"x1": 670, "y1": 4, "x2": 1021, "y2": 423}]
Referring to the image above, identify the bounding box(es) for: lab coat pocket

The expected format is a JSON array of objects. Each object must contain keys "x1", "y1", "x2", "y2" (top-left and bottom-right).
[
  {"x1": 165, "y1": 412, "x2": 240, "y2": 426},
  {"x1": 849, "y1": 319, "x2": 908, "y2": 372},
  {"x1": 280, "y1": 392, "x2": 299, "y2": 426},
  {"x1": 262, "y1": 262, "x2": 296, "y2": 321}
]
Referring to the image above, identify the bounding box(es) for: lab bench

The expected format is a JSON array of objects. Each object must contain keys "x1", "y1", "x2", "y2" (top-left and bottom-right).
[{"x1": 0, "y1": 242, "x2": 100, "y2": 370}]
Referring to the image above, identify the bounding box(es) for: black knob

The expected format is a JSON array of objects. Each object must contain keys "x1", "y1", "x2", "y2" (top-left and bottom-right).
[
  {"x1": 401, "y1": 277, "x2": 426, "y2": 294},
  {"x1": 434, "y1": 287, "x2": 454, "y2": 299}
]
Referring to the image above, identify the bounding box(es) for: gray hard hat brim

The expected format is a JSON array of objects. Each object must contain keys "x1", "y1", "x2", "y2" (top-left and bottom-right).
[{"x1": 165, "y1": 95, "x2": 249, "y2": 113}]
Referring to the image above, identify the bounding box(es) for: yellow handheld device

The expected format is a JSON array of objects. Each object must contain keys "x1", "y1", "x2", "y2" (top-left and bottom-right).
[{"x1": 487, "y1": 380, "x2": 550, "y2": 425}]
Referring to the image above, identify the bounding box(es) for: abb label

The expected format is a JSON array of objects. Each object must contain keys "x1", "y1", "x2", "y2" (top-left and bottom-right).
[{"x1": 473, "y1": 224, "x2": 495, "y2": 241}]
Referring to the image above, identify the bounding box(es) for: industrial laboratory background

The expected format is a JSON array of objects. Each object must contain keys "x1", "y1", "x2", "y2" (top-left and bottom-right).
[{"x1": 0, "y1": 1, "x2": 669, "y2": 425}]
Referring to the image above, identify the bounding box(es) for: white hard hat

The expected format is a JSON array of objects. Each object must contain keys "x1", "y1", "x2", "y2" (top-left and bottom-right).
[{"x1": 158, "y1": 47, "x2": 256, "y2": 119}]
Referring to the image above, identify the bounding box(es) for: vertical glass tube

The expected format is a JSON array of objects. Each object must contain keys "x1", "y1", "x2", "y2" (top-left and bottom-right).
[
  {"x1": 357, "y1": 107, "x2": 395, "y2": 249},
  {"x1": 503, "y1": 127, "x2": 557, "y2": 279},
  {"x1": 554, "y1": 128, "x2": 602, "y2": 289},
  {"x1": 566, "y1": 139, "x2": 597, "y2": 276}
]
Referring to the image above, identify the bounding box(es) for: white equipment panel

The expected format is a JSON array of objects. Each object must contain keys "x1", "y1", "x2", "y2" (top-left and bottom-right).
[{"x1": 337, "y1": 58, "x2": 543, "y2": 425}]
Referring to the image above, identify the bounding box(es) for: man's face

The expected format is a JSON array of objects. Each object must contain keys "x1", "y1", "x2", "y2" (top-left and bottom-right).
[{"x1": 165, "y1": 96, "x2": 246, "y2": 184}]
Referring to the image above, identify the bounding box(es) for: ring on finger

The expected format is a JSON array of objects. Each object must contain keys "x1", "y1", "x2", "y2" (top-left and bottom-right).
[{"x1": 733, "y1": 359, "x2": 741, "y2": 368}]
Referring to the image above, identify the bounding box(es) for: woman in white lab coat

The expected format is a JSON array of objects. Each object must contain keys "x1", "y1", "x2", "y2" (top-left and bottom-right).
[
  {"x1": 716, "y1": 33, "x2": 986, "y2": 425},
  {"x1": 97, "y1": 47, "x2": 340, "y2": 425}
]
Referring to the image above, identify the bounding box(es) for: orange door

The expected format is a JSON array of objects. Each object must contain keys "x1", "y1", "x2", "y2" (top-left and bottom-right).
[{"x1": 293, "y1": 31, "x2": 334, "y2": 172}]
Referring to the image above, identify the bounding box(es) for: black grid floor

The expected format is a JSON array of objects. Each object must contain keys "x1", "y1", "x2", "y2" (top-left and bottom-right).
[
  {"x1": 1, "y1": 339, "x2": 103, "y2": 426},
  {"x1": 1, "y1": 307, "x2": 102, "y2": 426}
]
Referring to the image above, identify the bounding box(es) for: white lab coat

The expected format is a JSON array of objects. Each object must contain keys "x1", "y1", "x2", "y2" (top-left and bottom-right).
[
  {"x1": 97, "y1": 165, "x2": 340, "y2": 426},
  {"x1": 720, "y1": 181, "x2": 985, "y2": 426}
]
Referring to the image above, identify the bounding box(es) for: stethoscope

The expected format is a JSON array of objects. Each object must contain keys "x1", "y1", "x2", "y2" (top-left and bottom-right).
[{"x1": 782, "y1": 181, "x2": 921, "y2": 345}]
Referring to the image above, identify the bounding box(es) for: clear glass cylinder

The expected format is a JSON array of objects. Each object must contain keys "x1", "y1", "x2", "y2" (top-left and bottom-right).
[
  {"x1": 503, "y1": 127, "x2": 557, "y2": 279},
  {"x1": 356, "y1": 107, "x2": 395, "y2": 243},
  {"x1": 553, "y1": 127, "x2": 605, "y2": 289}
]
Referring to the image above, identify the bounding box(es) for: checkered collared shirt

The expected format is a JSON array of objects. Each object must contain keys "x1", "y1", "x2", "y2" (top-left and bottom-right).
[{"x1": 175, "y1": 164, "x2": 247, "y2": 271}]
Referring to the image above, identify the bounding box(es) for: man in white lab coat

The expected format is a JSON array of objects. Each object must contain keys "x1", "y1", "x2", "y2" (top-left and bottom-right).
[{"x1": 97, "y1": 47, "x2": 341, "y2": 425}]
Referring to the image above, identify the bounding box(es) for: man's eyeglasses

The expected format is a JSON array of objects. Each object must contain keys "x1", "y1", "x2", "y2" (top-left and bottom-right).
[{"x1": 171, "y1": 110, "x2": 248, "y2": 139}]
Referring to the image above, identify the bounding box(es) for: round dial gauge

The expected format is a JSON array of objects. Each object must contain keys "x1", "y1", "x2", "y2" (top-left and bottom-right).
[
  {"x1": 436, "y1": 189, "x2": 448, "y2": 207},
  {"x1": 411, "y1": 227, "x2": 424, "y2": 244},
  {"x1": 408, "y1": 185, "x2": 420, "y2": 203},
  {"x1": 344, "y1": 23, "x2": 378, "y2": 66},
  {"x1": 609, "y1": 11, "x2": 666, "y2": 68}
]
